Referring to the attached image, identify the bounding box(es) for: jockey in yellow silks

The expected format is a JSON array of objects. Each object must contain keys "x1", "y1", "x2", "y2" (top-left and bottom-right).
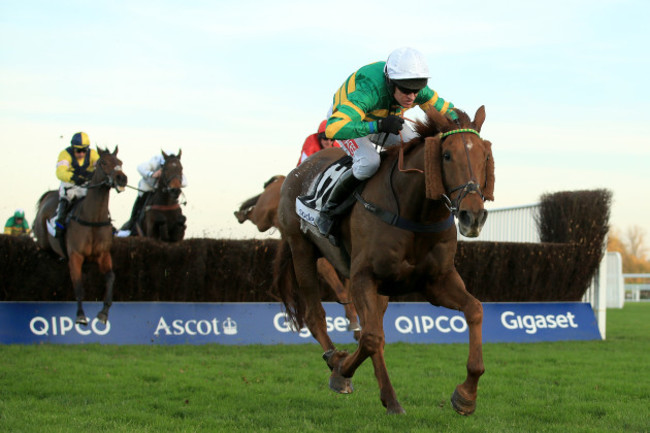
[{"x1": 49, "y1": 132, "x2": 100, "y2": 238}]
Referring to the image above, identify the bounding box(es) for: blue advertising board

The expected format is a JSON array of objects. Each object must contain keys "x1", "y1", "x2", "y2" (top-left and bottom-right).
[{"x1": 0, "y1": 301, "x2": 602, "y2": 345}]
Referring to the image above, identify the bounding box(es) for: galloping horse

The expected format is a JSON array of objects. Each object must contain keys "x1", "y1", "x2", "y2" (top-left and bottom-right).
[
  {"x1": 235, "y1": 175, "x2": 361, "y2": 337},
  {"x1": 138, "y1": 150, "x2": 186, "y2": 242},
  {"x1": 33, "y1": 147, "x2": 128, "y2": 325},
  {"x1": 273, "y1": 106, "x2": 494, "y2": 415}
]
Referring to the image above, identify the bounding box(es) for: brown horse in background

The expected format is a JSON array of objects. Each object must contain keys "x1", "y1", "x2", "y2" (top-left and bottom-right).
[
  {"x1": 273, "y1": 106, "x2": 494, "y2": 415},
  {"x1": 235, "y1": 175, "x2": 361, "y2": 337},
  {"x1": 138, "y1": 151, "x2": 186, "y2": 242},
  {"x1": 33, "y1": 147, "x2": 128, "y2": 325}
]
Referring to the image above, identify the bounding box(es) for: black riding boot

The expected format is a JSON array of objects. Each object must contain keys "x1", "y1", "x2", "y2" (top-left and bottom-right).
[
  {"x1": 54, "y1": 198, "x2": 69, "y2": 239},
  {"x1": 121, "y1": 194, "x2": 147, "y2": 231},
  {"x1": 316, "y1": 170, "x2": 361, "y2": 236}
]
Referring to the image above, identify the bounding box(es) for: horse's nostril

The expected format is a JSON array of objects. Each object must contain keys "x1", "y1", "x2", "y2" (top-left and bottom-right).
[
  {"x1": 458, "y1": 210, "x2": 471, "y2": 227},
  {"x1": 480, "y1": 210, "x2": 488, "y2": 226}
]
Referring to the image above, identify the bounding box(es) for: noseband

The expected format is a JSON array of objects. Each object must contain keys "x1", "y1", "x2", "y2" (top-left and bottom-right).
[
  {"x1": 160, "y1": 160, "x2": 183, "y2": 194},
  {"x1": 86, "y1": 155, "x2": 123, "y2": 191},
  {"x1": 439, "y1": 128, "x2": 486, "y2": 215}
]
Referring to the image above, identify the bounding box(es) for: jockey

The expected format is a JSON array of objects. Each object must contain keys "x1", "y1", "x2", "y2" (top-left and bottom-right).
[
  {"x1": 119, "y1": 148, "x2": 188, "y2": 234},
  {"x1": 297, "y1": 120, "x2": 340, "y2": 166},
  {"x1": 50, "y1": 132, "x2": 100, "y2": 238},
  {"x1": 316, "y1": 47, "x2": 459, "y2": 235},
  {"x1": 4, "y1": 208, "x2": 31, "y2": 236}
]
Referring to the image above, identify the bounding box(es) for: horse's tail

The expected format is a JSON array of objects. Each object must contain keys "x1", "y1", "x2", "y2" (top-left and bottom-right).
[
  {"x1": 272, "y1": 238, "x2": 305, "y2": 330},
  {"x1": 237, "y1": 193, "x2": 262, "y2": 212},
  {"x1": 263, "y1": 175, "x2": 284, "y2": 189}
]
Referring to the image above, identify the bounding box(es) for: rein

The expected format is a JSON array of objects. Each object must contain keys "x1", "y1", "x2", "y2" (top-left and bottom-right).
[{"x1": 355, "y1": 124, "x2": 484, "y2": 231}]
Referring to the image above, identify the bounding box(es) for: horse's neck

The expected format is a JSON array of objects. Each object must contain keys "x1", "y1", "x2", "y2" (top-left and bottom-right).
[
  {"x1": 383, "y1": 147, "x2": 447, "y2": 221},
  {"x1": 77, "y1": 186, "x2": 110, "y2": 221},
  {"x1": 153, "y1": 187, "x2": 178, "y2": 205}
]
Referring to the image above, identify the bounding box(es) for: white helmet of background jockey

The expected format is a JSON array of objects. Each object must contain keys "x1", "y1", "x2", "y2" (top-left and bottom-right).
[{"x1": 384, "y1": 47, "x2": 430, "y2": 91}]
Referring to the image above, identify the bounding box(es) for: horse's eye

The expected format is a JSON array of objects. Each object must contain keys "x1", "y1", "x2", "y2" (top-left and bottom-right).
[{"x1": 443, "y1": 151, "x2": 452, "y2": 161}]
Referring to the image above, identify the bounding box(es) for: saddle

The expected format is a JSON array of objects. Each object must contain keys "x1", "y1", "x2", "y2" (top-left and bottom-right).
[{"x1": 296, "y1": 156, "x2": 358, "y2": 240}]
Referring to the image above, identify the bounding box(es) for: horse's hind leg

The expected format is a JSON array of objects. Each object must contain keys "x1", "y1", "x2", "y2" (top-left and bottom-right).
[
  {"x1": 287, "y1": 238, "x2": 354, "y2": 393},
  {"x1": 68, "y1": 253, "x2": 88, "y2": 325},
  {"x1": 96, "y1": 253, "x2": 115, "y2": 324},
  {"x1": 316, "y1": 258, "x2": 360, "y2": 336},
  {"x1": 336, "y1": 272, "x2": 404, "y2": 414},
  {"x1": 424, "y1": 270, "x2": 484, "y2": 416}
]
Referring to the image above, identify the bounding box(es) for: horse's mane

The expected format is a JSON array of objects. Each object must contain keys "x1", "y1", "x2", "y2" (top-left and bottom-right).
[{"x1": 382, "y1": 108, "x2": 473, "y2": 158}]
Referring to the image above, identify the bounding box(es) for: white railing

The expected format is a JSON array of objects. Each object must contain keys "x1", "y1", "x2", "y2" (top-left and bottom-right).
[
  {"x1": 623, "y1": 273, "x2": 650, "y2": 302},
  {"x1": 460, "y1": 203, "x2": 540, "y2": 243},
  {"x1": 463, "y1": 203, "x2": 607, "y2": 339}
]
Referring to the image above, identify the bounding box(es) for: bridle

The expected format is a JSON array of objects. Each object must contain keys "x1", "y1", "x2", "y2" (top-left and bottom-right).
[
  {"x1": 438, "y1": 127, "x2": 486, "y2": 215},
  {"x1": 71, "y1": 152, "x2": 124, "y2": 227},
  {"x1": 86, "y1": 153, "x2": 124, "y2": 192},
  {"x1": 159, "y1": 158, "x2": 183, "y2": 194}
]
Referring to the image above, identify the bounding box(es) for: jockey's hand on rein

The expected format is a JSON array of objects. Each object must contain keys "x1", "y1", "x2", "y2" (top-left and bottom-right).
[
  {"x1": 71, "y1": 173, "x2": 87, "y2": 185},
  {"x1": 378, "y1": 115, "x2": 405, "y2": 135}
]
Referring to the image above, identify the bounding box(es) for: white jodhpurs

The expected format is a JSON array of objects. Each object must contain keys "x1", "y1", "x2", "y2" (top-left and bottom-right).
[
  {"x1": 337, "y1": 127, "x2": 418, "y2": 180},
  {"x1": 59, "y1": 183, "x2": 87, "y2": 202}
]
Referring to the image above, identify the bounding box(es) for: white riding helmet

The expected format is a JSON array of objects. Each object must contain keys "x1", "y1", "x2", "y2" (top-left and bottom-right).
[{"x1": 384, "y1": 47, "x2": 430, "y2": 90}]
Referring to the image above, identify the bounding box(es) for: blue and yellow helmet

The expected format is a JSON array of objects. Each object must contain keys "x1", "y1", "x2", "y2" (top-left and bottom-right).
[
  {"x1": 71, "y1": 132, "x2": 90, "y2": 149},
  {"x1": 14, "y1": 209, "x2": 25, "y2": 219}
]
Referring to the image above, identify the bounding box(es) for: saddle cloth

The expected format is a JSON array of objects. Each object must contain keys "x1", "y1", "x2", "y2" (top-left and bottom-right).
[{"x1": 296, "y1": 156, "x2": 352, "y2": 226}]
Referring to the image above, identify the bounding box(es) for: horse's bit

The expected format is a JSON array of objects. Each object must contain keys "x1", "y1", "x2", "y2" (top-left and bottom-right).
[{"x1": 85, "y1": 155, "x2": 124, "y2": 192}]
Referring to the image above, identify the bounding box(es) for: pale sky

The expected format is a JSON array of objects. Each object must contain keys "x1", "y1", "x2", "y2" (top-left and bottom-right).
[{"x1": 1, "y1": 0, "x2": 648, "y2": 242}]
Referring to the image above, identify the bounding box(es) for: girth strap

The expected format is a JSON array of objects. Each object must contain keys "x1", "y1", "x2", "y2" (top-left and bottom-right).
[
  {"x1": 70, "y1": 215, "x2": 112, "y2": 227},
  {"x1": 353, "y1": 192, "x2": 454, "y2": 233}
]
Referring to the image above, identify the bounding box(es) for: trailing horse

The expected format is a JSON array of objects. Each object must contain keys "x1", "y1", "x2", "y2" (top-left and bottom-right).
[
  {"x1": 235, "y1": 175, "x2": 361, "y2": 337},
  {"x1": 33, "y1": 147, "x2": 128, "y2": 325},
  {"x1": 137, "y1": 151, "x2": 186, "y2": 242},
  {"x1": 273, "y1": 106, "x2": 494, "y2": 415}
]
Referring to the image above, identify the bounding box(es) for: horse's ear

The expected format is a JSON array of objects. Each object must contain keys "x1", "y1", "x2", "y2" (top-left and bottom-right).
[
  {"x1": 97, "y1": 146, "x2": 106, "y2": 155},
  {"x1": 113, "y1": 145, "x2": 119, "y2": 156},
  {"x1": 483, "y1": 140, "x2": 495, "y2": 201},
  {"x1": 473, "y1": 105, "x2": 486, "y2": 132},
  {"x1": 424, "y1": 136, "x2": 446, "y2": 200},
  {"x1": 177, "y1": 149, "x2": 182, "y2": 159},
  {"x1": 162, "y1": 150, "x2": 168, "y2": 158}
]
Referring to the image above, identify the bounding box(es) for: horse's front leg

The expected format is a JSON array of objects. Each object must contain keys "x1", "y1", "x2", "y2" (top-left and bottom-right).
[
  {"x1": 335, "y1": 271, "x2": 404, "y2": 414},
  {"x1": 424, "y1": 269, "x2": 484, "y2": 416},
  {"x1": 68, "y1": 253, "x2": 88, "y2": 325},
  {"x1": 96, "y1": 252, "x2": 115, "y2": 324}
]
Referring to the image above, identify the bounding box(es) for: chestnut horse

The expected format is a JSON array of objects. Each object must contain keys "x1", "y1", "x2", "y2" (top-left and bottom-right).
[
  {"x1": 33, "y1": 147, "x2": 128, "y2": 325},
  {"x1": 273, "y1": 106, "x2": 494, "y2": 415},
  {"x1": 235, "y1": 175, "x2": 361, "y2": 337},
  {"x1": 138, "y1": 150, "x2": 186, "y2": 242}
]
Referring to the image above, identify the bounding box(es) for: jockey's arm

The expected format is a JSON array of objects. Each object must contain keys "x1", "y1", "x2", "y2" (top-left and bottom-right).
[
  {"x1": 417, "y1": 86, "x2": 458, "y2": 121},
  {"x1": 137, "y1": 155, "x2": 161, "y2": 179},
  {"x1": 326, "y1": 98, "x2": 375, "y2": 140},
  {"x1": 55, "y1": 150, "x2": 74, "y2": 183}
]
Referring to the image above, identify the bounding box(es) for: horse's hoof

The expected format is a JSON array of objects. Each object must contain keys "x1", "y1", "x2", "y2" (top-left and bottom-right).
[
  {"x1": 76, "y1": 316, "x2": 88, "y2": 326},
  {"x1": 386, "y1": 404, "x2": 406, "y2": 415},
  {"x1": 329, "y1": 372, "x2": 354, "y2": 394},
  {"x1": 451, "y1": 387, "x2": 476, "y2": 416},
  {"x1": 352, "y1": 330, "x2": 361, "y2": 342},
  {"x1": 347, "y1": 322, "x2": 361, "y2": 332},
  {"x1": 97, "y1": 312, "x2": 108, "y2": 324}
]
